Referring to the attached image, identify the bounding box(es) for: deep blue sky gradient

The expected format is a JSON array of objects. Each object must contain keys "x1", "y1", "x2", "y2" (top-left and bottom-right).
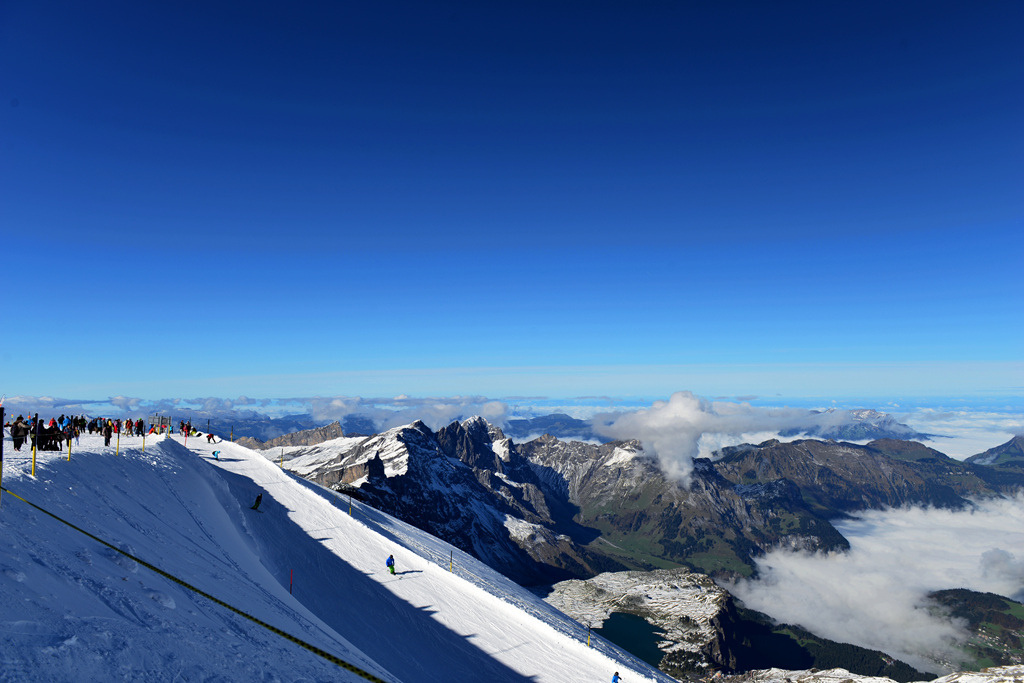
[{"x1": 2, "y1": 1, "x2": 1022, "y2": 401}]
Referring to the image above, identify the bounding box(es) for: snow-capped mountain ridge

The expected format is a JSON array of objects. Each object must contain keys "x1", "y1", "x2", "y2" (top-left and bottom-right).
[
  {"x1": 0, "y1": 430, "x2": 671, "y2": 682},
  {"x1": 280, "y1": 417, "x2": 1024, "y2": 586}
]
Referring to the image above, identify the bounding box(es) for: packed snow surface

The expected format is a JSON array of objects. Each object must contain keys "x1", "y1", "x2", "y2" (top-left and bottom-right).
[{"x1": 0, "y1": 431, "x2": 669, "y2": 682}]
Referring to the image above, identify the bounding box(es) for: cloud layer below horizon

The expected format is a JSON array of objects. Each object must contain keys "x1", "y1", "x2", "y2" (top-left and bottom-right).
[{"x1": 729, "y1": 495, "x2": 1024, "y2": 674}]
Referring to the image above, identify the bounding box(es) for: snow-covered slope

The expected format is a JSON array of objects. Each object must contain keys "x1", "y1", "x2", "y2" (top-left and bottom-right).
[{"x1": 0, "y1": 431, "x2": 670, "y2": 682}]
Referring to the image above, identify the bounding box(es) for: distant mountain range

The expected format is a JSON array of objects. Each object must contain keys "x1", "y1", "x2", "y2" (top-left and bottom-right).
[
  {"x1": 505, "y1": 408, "x2": 929, "y2": 443},
  {"x1": 214, "y1": 407, "x2": 927, "y2": 444},
  {"x1": 778, "y1": 408, "x2": 928, "y2": 440}
]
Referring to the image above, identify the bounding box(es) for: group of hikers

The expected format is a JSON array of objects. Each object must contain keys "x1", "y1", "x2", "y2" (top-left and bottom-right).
[
  {"x1": 3, "y1": 414, "x2": 186, "y2": 451},
  {"x1": 5, "y1": 414, "x2": 82, "y2": 451}
]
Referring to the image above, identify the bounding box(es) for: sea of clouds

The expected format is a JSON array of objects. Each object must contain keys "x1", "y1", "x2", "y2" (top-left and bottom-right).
[
  {"x1": 728, "y1": 494, "x2": 1024, "y2": 674},
  {"x1": 901, "y1": 408, "x2": 1024, "y2": 459}
]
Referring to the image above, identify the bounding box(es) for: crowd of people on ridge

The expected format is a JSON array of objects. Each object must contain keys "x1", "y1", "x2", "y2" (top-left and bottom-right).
[{"x1": 2, "y1": 414, "x2": 180, "y2": 451}]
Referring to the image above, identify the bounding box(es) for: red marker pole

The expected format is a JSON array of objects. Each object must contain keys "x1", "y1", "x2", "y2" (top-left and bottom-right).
[{"x1": 290, "y1": 569, "x2": 294, "y2": 594}]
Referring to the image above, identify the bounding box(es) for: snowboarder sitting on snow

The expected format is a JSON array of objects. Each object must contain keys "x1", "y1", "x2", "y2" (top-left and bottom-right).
[
  {"x1": 251, "y1": 493, "x2": 262, "y2": 511},
  {"x1": 386, "y1": 555, "x2": 395, "y2": 575}
]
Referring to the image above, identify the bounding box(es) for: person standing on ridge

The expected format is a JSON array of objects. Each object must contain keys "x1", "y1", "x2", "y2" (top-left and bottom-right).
[
  {"x1": 386, "y1": 554, "x2": 395, "y2": 575},
  {"x1": 251, "y1": 493, "x2": 262, "y2": 511},
  {"x1": 11, "y1": 416, "x2": 28, "y2": 451}
]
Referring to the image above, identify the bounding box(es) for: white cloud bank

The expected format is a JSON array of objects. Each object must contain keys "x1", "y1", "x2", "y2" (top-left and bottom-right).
[
  {"x1": 591, "y1": 391, "x2": 895, "y2": 483},
  {"x1": 901, "y1": 408, "x2": 1024, "y2": 459},
  {"x1": 729, "y1": 495, "x2": 1024, "y2": 674}
]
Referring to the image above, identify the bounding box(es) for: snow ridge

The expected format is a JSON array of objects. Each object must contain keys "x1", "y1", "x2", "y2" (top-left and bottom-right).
[{"x1": 0, "y1": 432, "x2": 669, "y2": 682}]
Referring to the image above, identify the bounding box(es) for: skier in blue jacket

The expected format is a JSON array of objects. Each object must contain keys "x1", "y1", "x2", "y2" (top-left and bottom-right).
[{"x1": 386, "y1": 555, "x2": 395, "y2": 575}]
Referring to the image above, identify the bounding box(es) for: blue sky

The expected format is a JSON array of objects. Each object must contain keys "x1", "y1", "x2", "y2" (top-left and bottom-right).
[{"x1": 2, "y1": 1, "x2": 1021, "y2": 404}]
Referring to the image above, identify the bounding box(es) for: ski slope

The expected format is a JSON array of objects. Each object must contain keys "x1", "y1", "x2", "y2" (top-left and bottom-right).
[{"x1": 0, "y1": 430, "x2": 670, "y2": 682}]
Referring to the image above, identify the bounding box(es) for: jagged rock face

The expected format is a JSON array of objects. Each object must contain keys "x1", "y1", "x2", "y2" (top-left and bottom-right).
[
  {"x1": 234, "y1": 421, "x2": 348, "y2": 450},
  {"x1": 292, "y1": 419, "x2": 613, "y2": 585},
  {"x1": 260, "y1": 421, "x2": 347, "y2": 449},
  {"x1": 235, "y1": 436, "x2": 263, "y2": 449}
]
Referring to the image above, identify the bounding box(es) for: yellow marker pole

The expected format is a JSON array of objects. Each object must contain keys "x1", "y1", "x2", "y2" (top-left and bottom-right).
[
  {"x1": 450, "y1": 551, "x2": 453, "y2": 573},
  {"x1": 31, "y1": 417, "x2": 39, "y2": 476},
  {"x1": 142, "y1": 433, "x2": 146, "y2": 454},
  {"x1": 348, "y1": 494, "x2": 352, "y2": 516},
  {"x1": 116, "y1": 430, "x2": 120, "y2": 457},
  {"x1": 67, "y1": 437, "x2": 71, "y2": 462}
]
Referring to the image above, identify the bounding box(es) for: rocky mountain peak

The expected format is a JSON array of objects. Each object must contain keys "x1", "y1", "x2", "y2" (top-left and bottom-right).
[
  {"x1": 436, "y1": 416, "x2": 518, "y2": 473},
  {"x1": 462, "y1": 415, "x2": 505, "y2": 440},
  {"x1": 406, "y1": 419, "x2": 431, "y2": 434}
]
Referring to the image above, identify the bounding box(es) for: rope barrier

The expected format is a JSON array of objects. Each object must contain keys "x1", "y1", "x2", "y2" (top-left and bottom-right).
[{"x1": 0, "y1": 485, "x2": 390, "y2": 683}]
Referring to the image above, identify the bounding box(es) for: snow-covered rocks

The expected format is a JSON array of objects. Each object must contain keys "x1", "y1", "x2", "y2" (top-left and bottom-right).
[{"x1": 546, "y1": 567, "x2": 730, "y2": 673}]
